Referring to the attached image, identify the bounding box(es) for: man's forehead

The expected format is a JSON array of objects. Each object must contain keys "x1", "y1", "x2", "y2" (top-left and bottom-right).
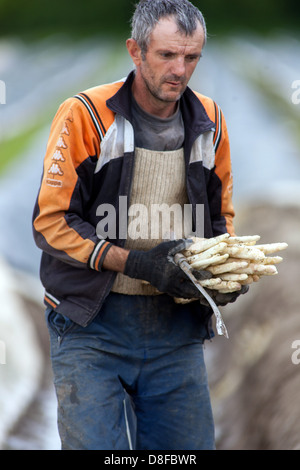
[{"x1": 149, "y1": 16, "x2": 204, "y2": 47}]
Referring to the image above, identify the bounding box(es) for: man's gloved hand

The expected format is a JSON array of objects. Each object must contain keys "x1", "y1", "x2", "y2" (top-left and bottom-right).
[
  {"x1": 124, "y1": 239, "x2": 211, "y2": 299},
  {"x1": 201, "y1": 284, "x2": 249, "y2": 307}
]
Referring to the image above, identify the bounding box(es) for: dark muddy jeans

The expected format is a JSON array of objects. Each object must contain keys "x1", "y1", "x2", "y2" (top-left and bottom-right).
[{"x1": 46, "y1": 293, "x2": 215, "y2": 450}]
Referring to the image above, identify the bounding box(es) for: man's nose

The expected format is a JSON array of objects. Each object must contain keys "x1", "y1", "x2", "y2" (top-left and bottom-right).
[{"x1": 171, "y1": 57, "x2": 186, "y2": 77}]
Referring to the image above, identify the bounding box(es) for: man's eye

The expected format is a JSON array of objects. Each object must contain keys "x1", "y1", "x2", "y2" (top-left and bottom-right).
[
  {"x1": 186, "y1": 55, "x2": 199, "y2": 62},
  {"x1": 161, "y1": 52, "x2": 174, "y2": 59}
]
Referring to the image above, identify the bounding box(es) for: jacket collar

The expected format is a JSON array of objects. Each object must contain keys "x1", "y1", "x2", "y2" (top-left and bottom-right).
[
  {"x1": 106, "y1": 70, "x2": 215, "y2": 136},
  {"x1": 106, "y1": 71, "x2": 135, "y2": 122}
]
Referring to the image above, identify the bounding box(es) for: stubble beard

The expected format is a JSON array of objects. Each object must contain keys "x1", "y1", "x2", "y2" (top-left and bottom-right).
[{"x1": 141, "y1": 69, "x2": 186, "y2": 104}]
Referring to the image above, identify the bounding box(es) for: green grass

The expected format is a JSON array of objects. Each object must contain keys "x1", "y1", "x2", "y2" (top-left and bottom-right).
[
  {"x1": 248, "y1": 77, "x2": 300, "y2": 146},
  {"x1": 227, "y1": 45, "x2": 300, "y2": 150},
  {"x1": 0, "y1": 124, "x2": 44, "y2": 174},
  {"x1": 0, "y1": 40, "x2": 127, "y2": 176}
]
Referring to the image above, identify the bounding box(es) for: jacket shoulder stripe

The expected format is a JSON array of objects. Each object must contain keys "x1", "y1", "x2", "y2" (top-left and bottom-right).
[
  {"x1": 74, "y1": 94, "x2": 105, "y2": 141},
  {"x1": 213, "y1": 102, "x2": 222, "y2": 152},
  {"x1": 79, "y1": 92, "x2": 107, "y2": 136}
]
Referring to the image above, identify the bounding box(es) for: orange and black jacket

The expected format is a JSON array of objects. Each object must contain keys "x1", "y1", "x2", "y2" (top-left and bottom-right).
[{"x1": 32, "y1": 71, "x2": 235, "y2": 327}]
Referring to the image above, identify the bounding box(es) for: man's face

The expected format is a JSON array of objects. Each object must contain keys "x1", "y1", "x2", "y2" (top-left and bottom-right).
[{"x1": 136, "y1": 17, "x2": 205, "y2": 109}]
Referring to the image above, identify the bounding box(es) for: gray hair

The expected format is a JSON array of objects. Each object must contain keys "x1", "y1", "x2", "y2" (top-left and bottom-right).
[{"x1": 131, "y1": 0, "x2": 207, "y2": 57}]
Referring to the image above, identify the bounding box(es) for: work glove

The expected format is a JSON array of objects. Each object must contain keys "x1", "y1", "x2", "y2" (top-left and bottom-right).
[
  {"x1": 124, "y1": 239, "x2": 212, "y2": 299},
  {"x1": 202, "y1": 284, "x2": 250, "y2": 307}
]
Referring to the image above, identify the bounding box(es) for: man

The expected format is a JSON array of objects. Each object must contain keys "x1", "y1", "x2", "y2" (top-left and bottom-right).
[{"x1": 33, "y1": 0, "x2": 245, "y2": 450}]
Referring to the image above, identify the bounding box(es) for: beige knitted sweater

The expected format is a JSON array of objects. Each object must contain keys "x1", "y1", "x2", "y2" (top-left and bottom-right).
[{"x1": 112, "y1": 147, "x2": 189, "y2": 295}]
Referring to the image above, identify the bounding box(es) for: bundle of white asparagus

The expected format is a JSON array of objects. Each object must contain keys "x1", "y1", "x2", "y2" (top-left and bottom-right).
[{"x1": 178, "y1": 233, "x2": 288, "y2": 296}]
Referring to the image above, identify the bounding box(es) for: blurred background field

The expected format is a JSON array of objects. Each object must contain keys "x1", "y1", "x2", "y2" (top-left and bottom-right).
[{"x1": 0, "y1": 0, "x2": 300, "y2": 450}]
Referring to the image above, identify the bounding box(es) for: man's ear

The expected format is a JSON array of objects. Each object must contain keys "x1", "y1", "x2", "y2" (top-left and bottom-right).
[{"x1": 126, "y1": 38, "x2": 143, "y2": 66}]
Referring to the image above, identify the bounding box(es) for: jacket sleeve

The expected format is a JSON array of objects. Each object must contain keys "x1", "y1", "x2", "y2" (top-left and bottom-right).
[
  {"x1": 208, "y1": 103, "x2": 235, "y2": 236},
  {"x1": 32, "y1": 97, "x2": 111, "y2": 271}
]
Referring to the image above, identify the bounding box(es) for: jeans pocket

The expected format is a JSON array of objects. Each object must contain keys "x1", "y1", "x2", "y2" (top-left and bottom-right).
[{"x1": 45, "y1": 307, "x2": 77, "y2": 344}]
